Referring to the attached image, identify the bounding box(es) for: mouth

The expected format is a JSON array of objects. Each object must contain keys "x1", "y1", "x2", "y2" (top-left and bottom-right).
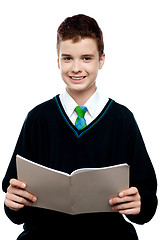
[{"x1": 69, "y1": 76, "x2": 86, "y2": 82}]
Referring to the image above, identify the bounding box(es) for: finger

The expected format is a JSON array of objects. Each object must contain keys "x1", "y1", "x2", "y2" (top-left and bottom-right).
[
  {"x1": 109, "y1": 195, "x2": 134, "y2": 206},
  {"x1": 5, "y1": 198, "x2": 25, "y2": 211},
  {"x1": 6, "y1": 192, "x2": 33, "y2": 207},
  {"x1": 119, "y1": 187, "x2": 138, "y2": 198},
  {"x1": 118, "y1": 207, "x2": 140, "y2": 215},
  {"x1": 10, "y1": 179, "x2": 26, "y2": 189},
  {"x1": 8, "y1": 186, "x2": 37, "y2": 203},
  {"x1": 112, "y1": 201, "x2": 139, "y2": 212}
]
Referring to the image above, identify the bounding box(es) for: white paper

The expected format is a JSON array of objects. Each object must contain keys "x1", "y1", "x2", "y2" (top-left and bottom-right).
[{"x1": 16, "y1": 155, "x2": 129, "y2": 215}]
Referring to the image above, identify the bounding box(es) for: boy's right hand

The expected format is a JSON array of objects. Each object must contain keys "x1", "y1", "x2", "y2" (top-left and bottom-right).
[{"x1": 5, "y1": 179, "x2": 37, "y2": 211}]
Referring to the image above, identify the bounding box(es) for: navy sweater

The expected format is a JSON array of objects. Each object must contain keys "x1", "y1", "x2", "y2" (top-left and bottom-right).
[{"x1": 2, "y1": 96, "x2": 157, "y2": 239}]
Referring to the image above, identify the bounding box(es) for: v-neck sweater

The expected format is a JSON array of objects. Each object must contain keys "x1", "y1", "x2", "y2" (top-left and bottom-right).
[{"x1": 2, "y1": 95, "x2": 157, "y2": 239}]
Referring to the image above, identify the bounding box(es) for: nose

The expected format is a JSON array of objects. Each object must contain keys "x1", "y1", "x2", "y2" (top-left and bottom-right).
[{"x1": 71, "y1": 60, "x2": 82, "y2": 73}]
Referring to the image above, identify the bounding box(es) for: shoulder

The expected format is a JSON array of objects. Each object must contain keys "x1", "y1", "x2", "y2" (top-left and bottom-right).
[
  {"x1": 98, "y1": 91, "x2": 134, "y2": 120},
  {"x1": 113, "y1": 101, "x2": 133, "y2": 116},
  {"x1": 110, "y1": 99, "x2": 136, "y2": 125},
  {"x1": 108, "y1": 100, "x2": 141, "y2": 139},
  {"x1": 26, "y1": 95, "x2": 59, "y2": 123}
]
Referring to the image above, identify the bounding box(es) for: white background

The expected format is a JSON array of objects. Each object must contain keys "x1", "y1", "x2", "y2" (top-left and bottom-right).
[{"x1": 0, "y1": 0, "x2": 159, "y2": 239}]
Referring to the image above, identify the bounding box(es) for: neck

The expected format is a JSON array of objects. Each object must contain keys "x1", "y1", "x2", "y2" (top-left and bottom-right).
[{"x1": 66, "y1": 85, "x2": 96, "y2": 106}]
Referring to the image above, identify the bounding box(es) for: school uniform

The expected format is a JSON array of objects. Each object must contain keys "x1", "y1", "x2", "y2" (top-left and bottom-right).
[{"x1": 2, "y1": 90, "x2": 157, "y2": 239}]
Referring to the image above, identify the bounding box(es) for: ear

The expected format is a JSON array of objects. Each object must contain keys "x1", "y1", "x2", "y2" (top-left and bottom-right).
[
  {"x1": 99, "y1": 53, "x2": 105, "y2": 69},
  {"x1": 57, "y1": 58, "x2": 60, "y2": 69}
]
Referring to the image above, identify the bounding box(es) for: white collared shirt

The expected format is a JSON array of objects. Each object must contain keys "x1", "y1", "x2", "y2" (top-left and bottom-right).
[{"x1": 59, "y1": 89, "x2": 109, "y2": 125}]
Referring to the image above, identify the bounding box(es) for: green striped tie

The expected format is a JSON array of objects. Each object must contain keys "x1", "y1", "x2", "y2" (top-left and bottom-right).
[{"x1": 75, "y1": 106, "x2": 87, "y2": 130}]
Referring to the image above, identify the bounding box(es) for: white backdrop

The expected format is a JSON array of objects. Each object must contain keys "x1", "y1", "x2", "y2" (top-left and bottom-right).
[{"x1": 0, "y1": 1, "x2": 159, "y2": 239}]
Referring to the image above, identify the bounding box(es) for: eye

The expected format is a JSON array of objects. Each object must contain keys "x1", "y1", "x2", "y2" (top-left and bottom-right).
[
  {"x1": 84, "y1": 57, "x2": 92, "y2": 61},
  {"x1": 63, "y1": 57, "x2": 72, "y2": 61},
  {"x1": 61, "y1": 56, "x2": 73, "y2": 62},
  {"x1": 82, "y1": 56, "x2": 93, "y2": 62}
]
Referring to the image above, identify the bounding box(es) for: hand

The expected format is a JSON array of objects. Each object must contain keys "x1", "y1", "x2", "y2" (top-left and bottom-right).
[
  {"x1": 109, "y1": 187, "x2": 141, "y2": 215},
  {"x1": 5, "y1": 179, "x2": 37, "y2": 211}
]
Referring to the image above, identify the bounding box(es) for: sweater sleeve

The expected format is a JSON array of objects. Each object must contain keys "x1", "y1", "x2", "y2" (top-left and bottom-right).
[
  {"x1": 126, "y1": 114, "x2": 157, "y2": 224},
  {"x1": 2, "y1": 114, "x2": 33, "y2": 224}
]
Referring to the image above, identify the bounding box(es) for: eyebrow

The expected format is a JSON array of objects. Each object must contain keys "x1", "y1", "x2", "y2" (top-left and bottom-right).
[
  {"x1": 61, "y1": 54, "x2": 95, "y2": 57},
  {"x1": 61, "y1": 54, "x2": 72, "y2": 57},
  {"x1": 81, "y1": 54, "x2": 95, "y2": 58}
]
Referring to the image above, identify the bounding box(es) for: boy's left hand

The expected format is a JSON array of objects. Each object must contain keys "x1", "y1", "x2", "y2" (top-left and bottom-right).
[{"x1": 109, "y1": 187, "x2": 141, "y2": 215}]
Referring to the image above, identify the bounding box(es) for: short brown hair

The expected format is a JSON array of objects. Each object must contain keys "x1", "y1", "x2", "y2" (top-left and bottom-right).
[{"x1": 57, "y1": 14, "x2": 104, "y2": 58}]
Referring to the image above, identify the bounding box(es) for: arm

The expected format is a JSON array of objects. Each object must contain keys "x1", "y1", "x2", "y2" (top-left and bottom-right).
[
  {"x1": 110, "y1": 112, "x2": 157, "y2": 224},
  {"x1": 2, "y1": 114, "x2": 35, "y2": 224}
]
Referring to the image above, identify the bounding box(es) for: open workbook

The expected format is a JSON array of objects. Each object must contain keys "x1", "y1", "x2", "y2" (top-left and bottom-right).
[{"x1": 16, "y1": 155, "x2": 129, "y2": 215}]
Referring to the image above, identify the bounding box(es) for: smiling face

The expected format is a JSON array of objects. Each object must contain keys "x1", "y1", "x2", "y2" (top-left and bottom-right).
[{"x1": 58, "y1": 38, "x2": 105, "y2": 99}]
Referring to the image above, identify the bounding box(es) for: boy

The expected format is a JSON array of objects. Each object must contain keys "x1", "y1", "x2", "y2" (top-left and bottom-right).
[{"x1": 2, "y1": 14, "x2": 157, "y2": 239}]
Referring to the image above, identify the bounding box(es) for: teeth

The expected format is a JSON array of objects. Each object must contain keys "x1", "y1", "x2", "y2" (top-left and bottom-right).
[{"x1": 70, "y1": 76, "x2": 85, "y2": 80}]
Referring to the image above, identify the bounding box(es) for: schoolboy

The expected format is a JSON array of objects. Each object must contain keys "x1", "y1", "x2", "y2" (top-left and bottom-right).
[{"x1": 2, "y1": 14, "x2": 157, "y2": 239}]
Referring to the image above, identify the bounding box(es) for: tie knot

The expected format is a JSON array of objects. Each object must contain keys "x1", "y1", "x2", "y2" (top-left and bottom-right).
[{"x1": 75, "y1": 106, "x2": 87, "y2": 118}]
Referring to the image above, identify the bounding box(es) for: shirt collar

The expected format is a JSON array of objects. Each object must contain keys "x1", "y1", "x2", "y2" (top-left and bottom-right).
[
  {"x1": 60, "y1": 89, "x2": 100, "y2": 118},
  {"x1": 85, "y1": 90, "x2": 100, "y2": 117},
  {"x1": 60, "y1": 90, "x2": 77, "y2": 118}
]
